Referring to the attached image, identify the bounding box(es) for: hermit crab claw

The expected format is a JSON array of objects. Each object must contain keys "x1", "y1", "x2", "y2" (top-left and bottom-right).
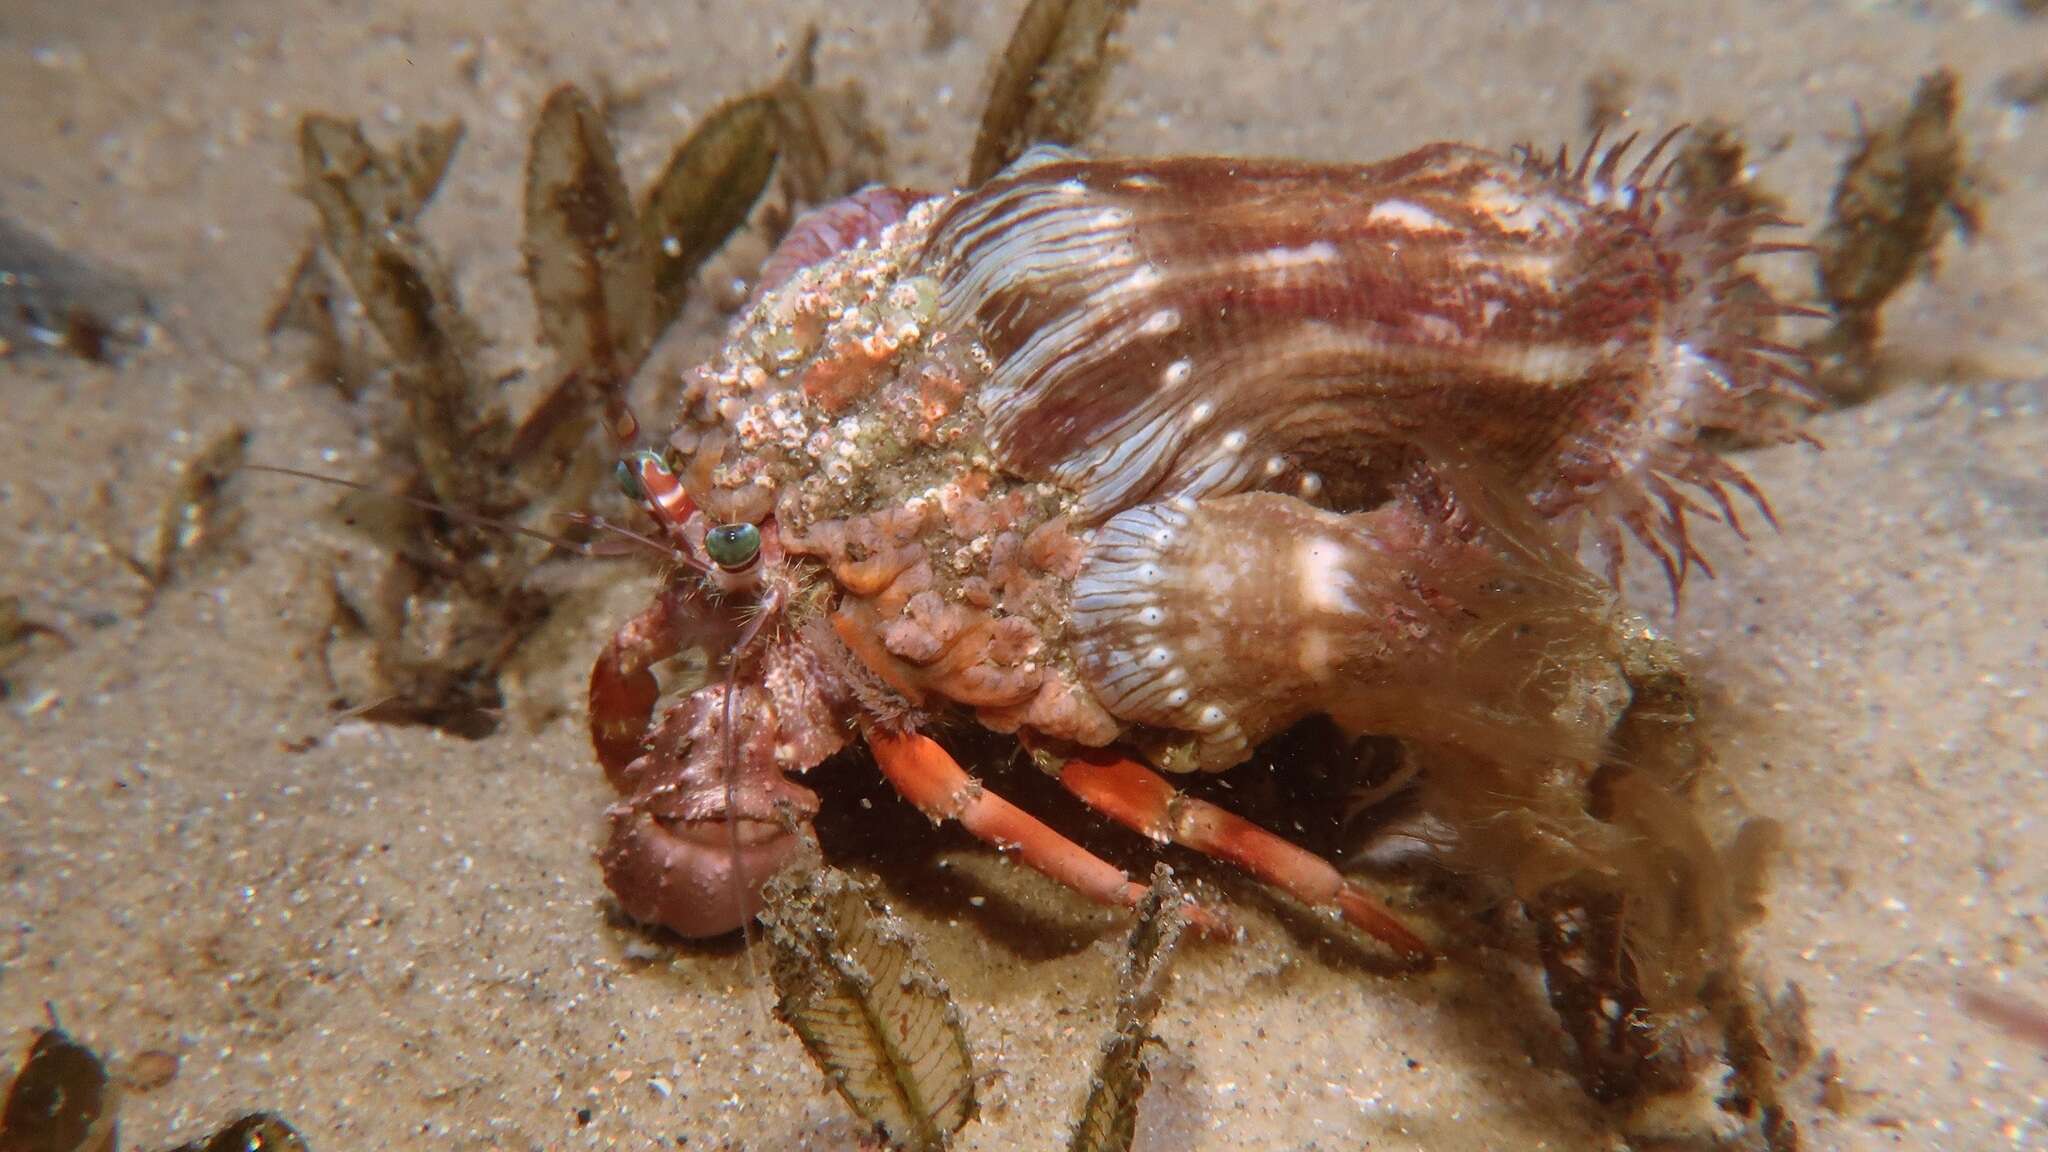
[
  {"x1": 595, "y1": 677, "x2": 828, "y2": 939},
  {"x1": 601, "y1": 805, "x2": 805, "y2": 938}
]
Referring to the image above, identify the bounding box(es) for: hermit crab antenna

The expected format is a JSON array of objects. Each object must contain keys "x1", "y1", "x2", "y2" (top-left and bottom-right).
[
  {"x1": 246, "y1": 463, "x2": 660, "y2": 558},
  {"x1": 719, "y1": 583, "x2": 785, "y2": 988},
  {"x1": 615, "y1": 450, "x2": 697, "y2": 545}
]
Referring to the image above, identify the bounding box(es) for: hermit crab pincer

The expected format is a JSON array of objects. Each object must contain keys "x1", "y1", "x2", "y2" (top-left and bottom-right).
[{"x1": 588, "y1": 135, "x2": 1813, "y2": 956}]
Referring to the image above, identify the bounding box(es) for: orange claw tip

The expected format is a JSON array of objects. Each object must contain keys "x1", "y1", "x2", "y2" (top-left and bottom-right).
[{"x1": 600, "y1": 808, "x2": 800, "y2": 938}]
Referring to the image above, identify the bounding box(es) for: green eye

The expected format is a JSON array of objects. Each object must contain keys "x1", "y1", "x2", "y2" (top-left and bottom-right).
[
  {"x1": 616, "y1": 450, "x2": 669, "y2": 503},
  {"x1": 705, "y1": 522, "x2": 762, "y2": 570}
]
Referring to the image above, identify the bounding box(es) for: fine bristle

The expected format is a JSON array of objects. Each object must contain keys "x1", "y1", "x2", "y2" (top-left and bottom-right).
[{"x1": 1519, "y1": 129, "x2": 1822, "y2": 598}]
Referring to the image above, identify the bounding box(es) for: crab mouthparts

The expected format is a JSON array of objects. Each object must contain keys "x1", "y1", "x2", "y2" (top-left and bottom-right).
[{"x1": 601, "y1": 810, "x2": 802, "y2": 938}]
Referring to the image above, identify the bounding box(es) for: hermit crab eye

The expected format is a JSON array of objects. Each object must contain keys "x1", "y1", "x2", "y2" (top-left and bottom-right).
[
  {"x1": 704, "y1": 522, "x2": 762, "y2": 570},
  {"x1": 615, "y1": 450, "x2": 668, "y2": 503}
]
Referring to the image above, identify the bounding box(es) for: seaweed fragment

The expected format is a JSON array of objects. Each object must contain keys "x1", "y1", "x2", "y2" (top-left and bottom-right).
[
  {"x1": 1, "y1": 1024, "x2": 307, "y2": 1152},
  {"x1": 524, "y1": 85, "x2": 657, "y2": 445},
  {"x1": 1067, "y1": 867, "x2": 1188, "y2": 1152},
  {"x1": 1668, "y1": 119, "x2": 1785, "y2": 221},
  {"x1": 0, "y1": 217, "x2": 151, "y2": 364},
  {"x1": 300, "y1": 115, "x2": 499, "y2": 510},
  {"x1": 1994, "y1": 62, "x2": 2048, "y2": 110},
  {"x1": 770, "y1": 28, "x2": 891, "y2": 207},
  {"x1": 165, "y1": 1113, "x2": 308, "y2": 1152},
  {"x1": 760, "y1": 860, "x2": 975, "y2": 1150},
  {"x1": 1363, "y1": 475, "x2": 1802, "y2": 1149},
  {"x1": 287, "y1": 37, "x2": 890, "y2": 734},
  {"x1": 639, "y1": 93, "x2": 780, "y2": 325},
  {"x1": 970, "y1": 0, "x2": 1139, "y2": 184},
  {"x1": 294, "y1": 112, "x2": 555, "y2": 735},
  {"x1": 0, "y1": 1023, "x2": 117, "y2": 1152},
  {"x1": 263, "y1": 246, "x2": 352, "y2": 397},
  {"x1": 1703, "y1": 967, "x2": 1801, "y2": 1152},
  {"x1": 1811, "y1": 70, "x2": 1983, "y2": 401},
  {"x1": 107, "y1": 424, "x2": 250, "y2": 601},
  {"x1": 1530, "y1": 891, "x2": 1693, "y2": 1107},
  {"x1": 0, "y1": 596, "x2": 68, "y2": 701},
  {"x1": 269, "y1": 120, "x2": 463, "y2": 401},
  {"x1": 923, "y1": 0, "x2": 962, "y2": 52}
]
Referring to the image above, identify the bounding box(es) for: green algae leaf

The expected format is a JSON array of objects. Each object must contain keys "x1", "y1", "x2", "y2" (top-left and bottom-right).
[
  {"x1": 970, "y1": 0, "x2": 1138, "y2": 185},
  {"x1": 1067, "y1": 867, "x2": 1187, "y2": 1152},
  {"x1": 166, "y1": 1112, "x2": 309, "y2": 1152},
  {"x1": 0, "y1": 1025, "x2": 118, "y2": 1152},
  {"x1": 760, "y1": 865, "x2": 975, "y2": 1151},
  {"x1": 640, "y1": 92, "x2": 780, "y2": 326},
  {"x1": 524, "y1": 85, "x2": 656, "y2": 398}
]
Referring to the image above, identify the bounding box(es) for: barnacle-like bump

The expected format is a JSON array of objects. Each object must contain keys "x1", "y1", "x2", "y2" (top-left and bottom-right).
[{"x1": 706, "y1": 522, "x2": 764, "y2": 570}]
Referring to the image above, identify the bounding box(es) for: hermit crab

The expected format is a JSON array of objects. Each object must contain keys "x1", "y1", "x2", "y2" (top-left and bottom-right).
[{"x1": 589, "y1": 130, "x2": 1809, "y2": 970}]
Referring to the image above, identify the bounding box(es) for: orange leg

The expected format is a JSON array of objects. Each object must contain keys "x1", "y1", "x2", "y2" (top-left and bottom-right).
[
  {"x1": 1056, "y1": 747, "x2": 1433, "y2": 960},
  {"x1": 865, "y1": 727, "x2": 1229, "y2": 937}
]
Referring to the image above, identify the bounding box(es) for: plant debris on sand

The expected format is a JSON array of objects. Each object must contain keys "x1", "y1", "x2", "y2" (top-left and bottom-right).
[
  {"x1": 1811, "y1": 69, "x2": 1984, "y2": 400},
  {"x1": 0, "y1": 1019, "x2": 311, "y2": 1152},
  {"x1": 276, "y1": 39, "x2": 886, "y2": 735}
]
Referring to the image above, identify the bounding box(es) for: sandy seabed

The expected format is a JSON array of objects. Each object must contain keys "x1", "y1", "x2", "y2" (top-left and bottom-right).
[{"x1": 2, "y1": 2, "x2": 2044, "y2": 1149}]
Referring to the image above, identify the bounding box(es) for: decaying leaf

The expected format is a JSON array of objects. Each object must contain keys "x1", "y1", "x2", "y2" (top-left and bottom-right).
[
  {"x1": 1067, "y1": 867, "x2": 1189, "y2": 1152},
  {"x1": 394, "y1": 120, "x2": 465, "y2": 214},
  {"x1": 969, "y1": 0, "x2": 1139, "y2": 185},
  {"x1": 118, "y1": 1050, "x2": 179, "y2": 1095},
  {"x1": 0, "y1": 596, "x2": 67, "y2": 700},
  {"x1": 772, "y1": 27, "x2": 891, "y2": 207},
  {"x1": 269, "y1": 120, "x2": 463, "y2": 399},
  {"x1": 112, "y1": 424, "x2": 250, "y2": 596},
  {"x1": 524, "y1": 85, "x2": 657, "y2": 437},
  {"x1": 0, "y1": 1024, "x2": 118, "y2": 1152},
  {"x1": 0, "y1": 216, "x2": 152, "y2": 365},
  {"x1": 1811, "y1": 69, "x2": 1983, "y2": 399},
  {"x1": 1667, "y1": 120, "x2": 1784, "y2": 220},
  {"x1": 166, "y1": 1113, "x2": 309, "y2": 1152},
  {"x1": 299, "y1": 114, "x2": 489, "y2": 508},
  {"x1": 640, "y1": 93, "x2": 780, "y2": 324},
  {"x1": 262, "y1": 246, "x2": 352, "y2": 396},
  {"x1": 760, "y1": 862, "x2": 975, "y2": 1151},
  {"x1": 291, "y1": 110, "x2": 567, "y2": 733}
]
